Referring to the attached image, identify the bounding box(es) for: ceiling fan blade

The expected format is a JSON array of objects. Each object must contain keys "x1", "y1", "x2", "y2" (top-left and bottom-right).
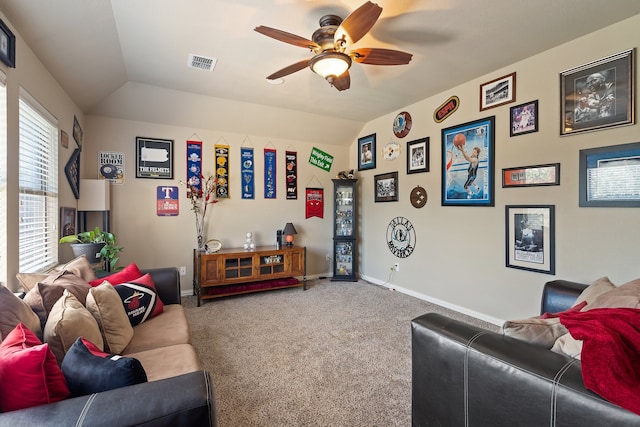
[
  {"x1": 330, "y1": 72, "x2": 351, "y2": 91},
  {"x1": 266, "y1": 59, "x2": 311, "y2": 80},
  {"x1": 351, "y1": 48, "x2": 413, "y2": 65},
  {"x1": 335, "y1": 1, "x2": 383, "y2": 46},
  {"x1": 254, "y1": 26, "x2": 319, "y2": 50}
]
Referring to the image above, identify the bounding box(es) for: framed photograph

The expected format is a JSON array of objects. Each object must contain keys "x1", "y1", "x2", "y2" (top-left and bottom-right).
[
  {"x1": 560, "y1": 49, "x2": 635, "y2": 135},
  {"x1": 480, "y1": 72, "x2": 516, "y2": 111},
  {"x1": 136, "y1": 137, "x2": 174, "y2": 179},
  {"x1": 505, "y1": 205, "x2": 555, "y2": 275},
  {"x1": 510, "y1": 100, "x2": 539, "y2": 136},
  {"x1": 72, "y1": 115, "x2": 83, "y2": 149},
  {"x1": 0, "y1": 19, "x2": 16, "y2": 68},
  {"x1": 60, "y1": 129, "x2": 69, "y2": 149},
  {"x1": 374, "y1": 171, "x2": 398, "y2": 202},
  {"x1": 60, "y1": 207, "x2": 76, "y2": 238},
  {"x1": 406, "y1": 137, "x2": 429, "y2": 174},
  {"x1": 579, "y1": 141, "x2": 640, "y2": 207},
  {"x1": 358, "y1": 133, "x2": 376, "y2": 171},
  {"x1": 502, "y1": 163, "x2": 560, "y2": 188},
  {"x1": 441, "y1": 116, "x2": 495, "y2": 206},
  {"x1": 64, "y1": 148, "x2": 81, "y2": 199}
]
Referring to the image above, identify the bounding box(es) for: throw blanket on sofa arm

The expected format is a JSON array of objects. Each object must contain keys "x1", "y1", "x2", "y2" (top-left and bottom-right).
[{"x1": 559, "y1": 307, "x2": 640, "y2": 415}]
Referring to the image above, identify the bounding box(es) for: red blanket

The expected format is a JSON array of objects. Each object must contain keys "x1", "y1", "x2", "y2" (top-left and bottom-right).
[{"x1": 559, "y1": 307, "x2": 640, "y2": 415}]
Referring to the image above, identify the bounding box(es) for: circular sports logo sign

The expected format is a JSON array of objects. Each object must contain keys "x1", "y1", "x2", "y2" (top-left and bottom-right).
[
  {"x1": 386, "y1": 216, "x2": 416, "y2": 258},
  {"x1": 393, "y1": 111, "x2": 412, "y2": 138}
]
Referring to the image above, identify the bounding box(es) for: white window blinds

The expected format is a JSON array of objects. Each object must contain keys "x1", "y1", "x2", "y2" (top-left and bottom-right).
[
  {"x1": 18, "y1": 90, "x2": 59, "y2": 272},
  {"x1": 0, "y1": 72, "x2": 6, "y2": 284}
]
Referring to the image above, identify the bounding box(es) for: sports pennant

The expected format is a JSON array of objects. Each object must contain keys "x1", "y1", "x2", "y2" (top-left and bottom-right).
[
  {"x1": 286, "y1": 150, "x2": 297, "y2": 200},
  {"x1": 264, "y1": 148, "x2": 276, "y2": 199},
  {"x1": 306, "y1": 188, "x2": 324, "y2": 218},
  {"x1": 241, "y1": 147, "x2": 254, "y2": 199},
  {"x1": 186, "y1": 140, "x2": 202, "y2": 194},
  {"x1": 215, "y1": 144, "x2": 229, "y2": 198}
]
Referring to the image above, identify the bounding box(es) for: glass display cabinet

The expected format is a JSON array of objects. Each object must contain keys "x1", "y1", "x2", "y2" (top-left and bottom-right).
[{"x1": 332, "y1": 178, "x2": 357, "y2": 281}]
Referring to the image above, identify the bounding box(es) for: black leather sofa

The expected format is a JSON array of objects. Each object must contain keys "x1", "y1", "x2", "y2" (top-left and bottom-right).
[{"x1": 411, "y1": 279, "x2": 640, "y2": 426}]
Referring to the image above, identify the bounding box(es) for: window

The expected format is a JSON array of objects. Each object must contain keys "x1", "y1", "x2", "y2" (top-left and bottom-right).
[
  {"x1": 0, "y1": 72, "x2": 6, "y2": 283},
  {"x1": 18, "y1": 89, "x2": 58, "y2": 272}
]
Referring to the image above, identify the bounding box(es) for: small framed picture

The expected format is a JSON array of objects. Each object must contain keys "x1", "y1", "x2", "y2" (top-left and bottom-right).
[
  {"x1": 480, "y1": 72, "x2": 516, "y2": 111},
  {"x1": 502, "y1": 163, "x2": 560, "y2": 188},
  {"x1": 579, "y1": 141, "x2": 640, "y2": 207},
  {"x1": 374, "y1": 171, "x2": 398, "y2": 203},
  {"x1": 136, "y1": 137, "x2": 174, "y2": 179},
  {"x1": 510, "y1": 100, "x2": 539, "y2": 136},
  {"x1": 505, "y1": 205, "x2": 555, "y2": 275},
  {"x1": 60, "y1": 129, "x2": 69, "y2": 149},
  {"x1": 358, "y1": 133, "x2": 376, "y2": 171},
  {"x1": 441, "y1": 116, "x2": 495, "y2": 206},
  {"x1": 406, "y1": 137, "x2": 429, "y2": 174},
  {"x1": 64, "y1": 148, "x2": 81, "y2": 199},
  {"x1": 72, "y1": 115, "x2": 83, "y2": 150},
  {"x1": 60, "y1": 207, "x2": 77, "y2": 238},
  {"x1": 0, "y1": 19, "x2": 16, "y2": 68},
  {"x1": 560, "y1": 49, "x2": 635, "y2": 135}
]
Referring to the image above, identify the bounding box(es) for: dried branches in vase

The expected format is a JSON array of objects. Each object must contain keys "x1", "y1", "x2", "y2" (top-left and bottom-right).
[{"x1": 180, "y1": 175, "x2": 219, "y2": 250}]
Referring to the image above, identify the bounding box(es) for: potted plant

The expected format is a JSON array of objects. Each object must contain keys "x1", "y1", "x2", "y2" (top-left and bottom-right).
[{"x1": 59, "y1": 227, "x2": 123, "y2": 271}]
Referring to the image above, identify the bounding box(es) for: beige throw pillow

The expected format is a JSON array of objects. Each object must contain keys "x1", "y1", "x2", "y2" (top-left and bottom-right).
[
  {"x1": 573, "y1": 276, "x2": 616, "y2": 308},
  {"x1": 502, "y1": 317, "x2": 568, "y2": 348},
  {"x1": 551, "y1": 332, "x2": 583, "y2": 359},
  {"x1": 584, "y1": 278, "x2": 640, "y2": 310},
  {"x1": 0, "y1": 285, "x2": 42, "y2": 341},
  {"x1": 53, "y1": 255, "x2": 98, "y2": 283},
  {"x1": 86, "y1": 283, "x2": 134, "y2": 353},
  {"x1": 43, "y1": 290, "x2": 104, "y2": 364},
  {"x1": 15, "y1": 273, "x2": 49, "y2": 293}
]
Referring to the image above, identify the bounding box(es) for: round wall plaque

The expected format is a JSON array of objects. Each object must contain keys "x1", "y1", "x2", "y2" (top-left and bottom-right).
[
  {"x1": 410, "y1": 186, "x2": 427, "y2": 208},
  {"x1": 393, "y1": 111, "x2": 412, "y2": 138},
  {"x1": 386, "y1": 216, "x2": 416, "y2": 258}
]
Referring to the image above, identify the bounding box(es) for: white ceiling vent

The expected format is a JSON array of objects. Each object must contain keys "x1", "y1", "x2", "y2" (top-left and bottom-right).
[{"x1": 187, "y1": 54, "x2": 217, "y2": 71}]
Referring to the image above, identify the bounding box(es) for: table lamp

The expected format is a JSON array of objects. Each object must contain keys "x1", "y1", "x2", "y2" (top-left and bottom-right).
[{"x1": 283, "y1": 223, "x2": 297, "y2": 247}]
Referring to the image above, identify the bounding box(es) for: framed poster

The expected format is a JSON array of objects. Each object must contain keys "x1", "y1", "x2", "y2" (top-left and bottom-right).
[
  {"x1": 358, "y1": 133, "x2": 376, "y2": 171},
  {"x1": 441, "y1": 116, "x2": 495, "y2": 206},
  {"x1": 502, "y1": 163, "x2": 560, "y2": 188},
  {"x1": 136, "y1": 137, "x2": 174, "y2": 179},
  {"x1": 64, "y1": 148, "x2": 81, "y2": 199},
  {"x1": 480, "y1": 72, "x2": 516, "y2": 111},
  {"x1": 510, "y1": 100, "x2": 539, "y2": 136},
  {"x1": 0, "y1": 19, "x2": 16, "y2": 68},
  {"x1": 374, "y1": 171, "x2": 398, "y2": 202},
  {"x1": 505, "y1": 205, "x2": 555, "y2": 275},
  {"x1": 406, "y1": 137, "x2": 429, "y2": 174},
  {"x1": 72, "y1": 115, "x2": 83, "y2": 150},
  {"x1": 560, "y1": 49, "x2": 635, "y2": 135},
  {"x1": 60, "y1": 207, "x2": 76, "y2": 238},
  {"x1": 579, "y1": 141, "x2": 640, "y2": 207}
]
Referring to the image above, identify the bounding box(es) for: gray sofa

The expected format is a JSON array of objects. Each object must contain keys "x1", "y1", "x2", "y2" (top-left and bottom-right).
[
  {"x1": 411, "y1": 279, "x2": 640, "y2": 426},
  {"x1": 0, "y1": 267, "x2": 216, "y2": 427}
]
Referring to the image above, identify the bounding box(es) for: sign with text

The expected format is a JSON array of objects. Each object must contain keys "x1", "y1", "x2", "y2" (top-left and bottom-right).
[
  {"x1": 308, "y1": 147, "x2": 334, "y2": 172},
  {"x1": 156, "y1": 186, "x2": 179, "y2": 216}
]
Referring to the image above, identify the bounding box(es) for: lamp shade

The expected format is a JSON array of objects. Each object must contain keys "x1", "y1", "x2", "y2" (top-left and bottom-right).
[
  {"x1": 309, "y1": 51, "x2": 351, "y2": 78},
  {"x1": 283, "y1": 223, "x2": 297, "y2": 236},
  {"x1": 78, "y1": 179, "x2": 110, "y2": 211}
]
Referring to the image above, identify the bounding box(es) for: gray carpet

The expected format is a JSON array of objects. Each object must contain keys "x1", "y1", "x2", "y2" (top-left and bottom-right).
[{"x1": 182, "y1": 278, "x2": 498, "y2": 427}]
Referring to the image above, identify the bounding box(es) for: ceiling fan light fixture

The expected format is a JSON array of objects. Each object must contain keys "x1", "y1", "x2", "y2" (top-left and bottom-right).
[{"x1": 309, "y1": 51, "x2": 351, "y2": 79}]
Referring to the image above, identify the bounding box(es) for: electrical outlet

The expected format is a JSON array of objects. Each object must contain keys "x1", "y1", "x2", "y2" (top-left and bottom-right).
[
  {"x1": 326, "y1": 253, "x2": 331, "y2": 261},
  {"x1": 179, "y1": 266, "x2": 187, "y2": 276},
  {"x1": 393, "y1": 263, "x2": 400, "y2": 272}
]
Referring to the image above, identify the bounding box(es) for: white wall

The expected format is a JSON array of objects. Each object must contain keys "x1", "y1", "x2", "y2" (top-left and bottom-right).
[
  {"x1": 84, "y1": 116, "x2": 350, "y2": 292},
  {"x1": 354, "y1": 15, "x2": 640, "y2": 324}
]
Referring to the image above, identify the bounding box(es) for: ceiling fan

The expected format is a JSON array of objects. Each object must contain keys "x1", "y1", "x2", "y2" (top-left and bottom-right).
[{"x1": 254, "y1": 1, "x2": 412, "y2": 91}]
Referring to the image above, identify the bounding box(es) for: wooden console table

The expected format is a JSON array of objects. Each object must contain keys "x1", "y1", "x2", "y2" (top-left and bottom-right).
[{"x1": 193, "y1": 246, "x2": 306, "y2": 306}]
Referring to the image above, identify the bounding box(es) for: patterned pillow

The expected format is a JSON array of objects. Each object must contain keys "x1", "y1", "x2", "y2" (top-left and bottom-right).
[
  {"x1": 113, "y1": 274, "x2": 164, "y2": 326},
  {"x1": 62, "y1": 337, "x2": 147, "y2": 397}
]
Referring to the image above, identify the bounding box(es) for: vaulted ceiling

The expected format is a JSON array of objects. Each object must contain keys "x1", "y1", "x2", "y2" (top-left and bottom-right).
[{"x1": 1, "y1": 0, "x2": 638, "y2": 145}]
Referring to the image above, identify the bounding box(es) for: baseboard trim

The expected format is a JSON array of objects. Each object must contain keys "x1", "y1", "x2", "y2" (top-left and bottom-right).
[{"x1": 359, "y1": 273, "x2": 504, "y2": 326}]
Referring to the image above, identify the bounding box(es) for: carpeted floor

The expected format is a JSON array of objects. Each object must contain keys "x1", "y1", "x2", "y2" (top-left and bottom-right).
[{"x1": 182, "y1": 278, "x2": 498, "y2": 427}]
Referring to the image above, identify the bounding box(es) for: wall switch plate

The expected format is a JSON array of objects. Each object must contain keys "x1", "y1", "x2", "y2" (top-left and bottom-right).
[{"x1": 179, "y1": 266, "x2": 187, "y2": 276}]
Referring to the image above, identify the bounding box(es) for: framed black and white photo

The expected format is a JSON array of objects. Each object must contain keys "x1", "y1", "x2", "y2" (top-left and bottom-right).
[
  {"x1": 0, "y1": 19, "x2": 16, "y2": 68},
  {"x1": 510, "y1": 100, "x2": 539, "y2": 136},
  {"x1": 374, "y1": 171, "x2": 398, "y2": 202},
  {"x1": 480, "y1": 72, "x2": 516, "y2": 111},
  {"x1": 72, "y1": 115, "x2": 83, "y2": 150},
  {"x1": 502, "y1": 163, "x2": 560, "y2": 188},
  {"x1": 406, "y1": 137, "x2": 429, "y2": 174},
  {"x1": 579, "y1": 141, "x2": 640, "y2": 207},
  {"x1": 505, "y1": 205, "x2": 555, "y2": 275},
  {"x1": 358, "y1": 133, "x2": 376, "y2": 171},
  {"x1": 561, "y1": 49, "x2": 635, "y2": 135},
  {"x1": 136, "y1": 137, "x2": 174, "y2": 179},
  {"x1": 441, "y1": 116, "x2": 495, "y2": 206}
]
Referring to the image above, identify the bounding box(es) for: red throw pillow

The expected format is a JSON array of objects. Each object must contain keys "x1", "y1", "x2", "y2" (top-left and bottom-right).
[
  {"x1": 89, "y1": 263, "x2": 143, "y2": 287},
  {"x1": 0, "y1": 323, "x2": 70, "y2": 412},
  {"x1": 113, "y1": 274, "x2": 164, "y2": 326}
]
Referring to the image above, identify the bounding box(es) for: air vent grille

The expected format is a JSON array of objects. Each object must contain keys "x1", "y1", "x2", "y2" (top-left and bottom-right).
[{"x1": 187, "y1": 54, "x2": 217, "y2": 71}]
